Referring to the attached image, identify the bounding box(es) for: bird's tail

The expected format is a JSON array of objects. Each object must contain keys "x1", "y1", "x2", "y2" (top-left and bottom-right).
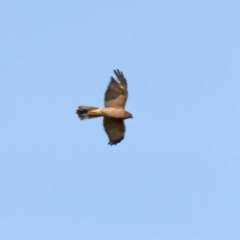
[{"x1": 76, "y1": 106, "x2": 102, "y2": 120}]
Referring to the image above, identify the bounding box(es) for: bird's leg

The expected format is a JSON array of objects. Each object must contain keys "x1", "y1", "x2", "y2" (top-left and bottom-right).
[{"x1": 88, "y1": 109, "x2": 98, "y2": 115}]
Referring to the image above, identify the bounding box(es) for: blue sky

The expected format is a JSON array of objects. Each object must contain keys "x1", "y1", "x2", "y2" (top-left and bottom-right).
[{"x1": 1, "y1": 1, "x2": 240, "y2": 239}]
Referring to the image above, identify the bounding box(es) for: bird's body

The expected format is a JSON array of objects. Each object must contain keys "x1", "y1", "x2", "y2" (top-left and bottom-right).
[{"x1": 76, "y1": 69, "x2": 132, "y2": 145}]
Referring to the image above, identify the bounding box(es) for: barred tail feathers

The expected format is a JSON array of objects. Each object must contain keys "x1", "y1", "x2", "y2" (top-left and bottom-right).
[{"x1": 76, "y1": 106, "x2": 102, "y2": 120}]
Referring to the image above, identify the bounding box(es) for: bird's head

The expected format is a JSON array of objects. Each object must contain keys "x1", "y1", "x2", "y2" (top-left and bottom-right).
[{"x1": 125, "y1": 111, "x2": 133, "y2": 119}]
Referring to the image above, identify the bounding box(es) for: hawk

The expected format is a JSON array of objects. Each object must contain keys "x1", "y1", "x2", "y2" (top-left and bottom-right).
[{"x1": 76, "y1": 69, "x2": 133, "y2": 145}]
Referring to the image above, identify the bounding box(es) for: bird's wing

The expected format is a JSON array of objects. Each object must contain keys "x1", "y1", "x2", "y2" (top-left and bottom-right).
[
  {"x1": 103, "y1": 117, "x2": 125, "y2": 145},
  {"x1": 104, "y1": 69, "x2": 128, "y2": 108}
]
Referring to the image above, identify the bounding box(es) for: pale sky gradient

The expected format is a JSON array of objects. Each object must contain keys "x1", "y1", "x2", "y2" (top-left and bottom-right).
[{"x1": 1, "y1": 1, "x2": 240, "y2": 240}]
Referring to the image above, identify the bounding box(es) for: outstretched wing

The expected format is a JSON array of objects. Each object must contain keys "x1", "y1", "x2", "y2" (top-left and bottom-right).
[
  {"x1": 103, "y1": 117, "x2": 125, "y2": 145},
  {"x1": 104, "y1": 69, "x2": 128, "y2": 108}
]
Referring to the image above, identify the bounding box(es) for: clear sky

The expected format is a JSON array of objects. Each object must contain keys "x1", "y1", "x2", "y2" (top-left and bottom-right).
[{"x1": 1, "y1": 1, "x2": 240, "y2": 239}]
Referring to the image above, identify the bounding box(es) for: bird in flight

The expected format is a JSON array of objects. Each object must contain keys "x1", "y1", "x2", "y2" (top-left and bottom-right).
[{"x1": 76, "y1": 69, "x2": 133, "y2": 145}]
